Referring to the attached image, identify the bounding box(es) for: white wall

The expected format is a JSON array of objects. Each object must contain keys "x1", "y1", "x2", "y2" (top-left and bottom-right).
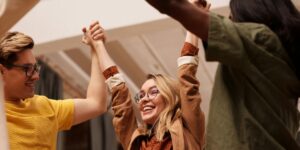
[{"x1": 0, "y1": 0, "x2": 6, "y2": 16}]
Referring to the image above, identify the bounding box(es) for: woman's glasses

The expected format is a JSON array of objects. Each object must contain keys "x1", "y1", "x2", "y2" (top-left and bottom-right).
[{"x1": 134, "y1": 86, "x2": 160, "y2": 103}]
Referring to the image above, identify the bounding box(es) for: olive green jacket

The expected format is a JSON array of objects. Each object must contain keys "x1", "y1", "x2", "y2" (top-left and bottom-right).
[{"x1": 205, "y1": 13, "x2": 300, "y2": 150}]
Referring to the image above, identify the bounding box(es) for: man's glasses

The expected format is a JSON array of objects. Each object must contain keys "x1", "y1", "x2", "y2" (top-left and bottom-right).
[
  {"x1": 9, "y1": 63, "x2": 41, "y2": 77},
  {"x1": 134, "y1": 86, "x2": 160, "y2": 103}
]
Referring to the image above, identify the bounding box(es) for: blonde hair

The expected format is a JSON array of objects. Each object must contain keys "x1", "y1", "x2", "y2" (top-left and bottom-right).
[
  {"x1": 0, "y1": 32, "x2": 34, "y2": 67},
  {"x1": 146, "y1": 74, "x2": 180, "y2": 141}
]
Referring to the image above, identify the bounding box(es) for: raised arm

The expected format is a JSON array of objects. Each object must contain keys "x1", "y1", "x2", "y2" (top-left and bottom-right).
[
  {"x1": 178, "y1": 30, "x2": 205, "y2": 147},
  {"x1": 146, "y1": 0, "x2": 209, "y2": 41},
  {"x1": 84, "y1": 21, "x2": 138, "y2": 149},
  {"x1": 177, "y1": 1, "x2": 208, "y2": 146},
  {"x1": 71, "y1": 22, "x2": 108, "y2": 125}
]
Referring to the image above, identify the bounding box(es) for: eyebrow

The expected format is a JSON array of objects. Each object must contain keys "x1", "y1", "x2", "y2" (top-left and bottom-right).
[
  {"x1": 14, "y1": 63, "x2": 37, "y2": 66},
  {"x1": 139, "y1": 85, "x2": 157, "y2": 93}
]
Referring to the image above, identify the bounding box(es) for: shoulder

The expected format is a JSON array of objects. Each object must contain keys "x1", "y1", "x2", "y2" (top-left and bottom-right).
[
  {"x1": 237, "y1": 23, "x2": 285, "y2": 56},
  {"x1": 208, "y1": 13, "x2": 280, "y2": 48},
  {"x1": 209, "y1": 12, "x2": 278, "y2": 41},
  {"x1": 237, "y1": 22, "x2": 279, "y2": 42},
  {"x1": 31, "y1": 95, "x2": 49, "y2": 100},
  {"x1": 25, "y1": 95, "x2": 51, "y2": 104},
  {"x1": 30, "y1": 95, "x2": 74, "y2": 109}
]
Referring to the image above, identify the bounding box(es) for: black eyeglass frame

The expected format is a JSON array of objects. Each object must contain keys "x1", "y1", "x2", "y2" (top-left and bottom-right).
[{"x1": 8, "y1": 63, "x2": 41, "y2": 77}]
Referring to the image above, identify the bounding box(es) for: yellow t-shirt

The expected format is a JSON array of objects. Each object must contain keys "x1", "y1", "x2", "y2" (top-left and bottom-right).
[{"x1": 5, "y1": 95, "x2": 74, "y2": 150}]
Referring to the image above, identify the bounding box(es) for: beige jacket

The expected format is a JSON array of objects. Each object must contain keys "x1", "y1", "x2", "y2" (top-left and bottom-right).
[{"x1": 107, "y1": 42, "x2": 205, "y2": 150}]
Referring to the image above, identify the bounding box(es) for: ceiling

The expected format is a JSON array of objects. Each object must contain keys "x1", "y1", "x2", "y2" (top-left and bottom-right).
[{"x1": 1, "y1": 0, "x2": 300, "y2": 116}]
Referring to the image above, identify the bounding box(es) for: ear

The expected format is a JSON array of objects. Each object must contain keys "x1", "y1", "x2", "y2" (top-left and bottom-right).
[{"x1": 0, "y1": 64, "x2": 6, "y2": 74}]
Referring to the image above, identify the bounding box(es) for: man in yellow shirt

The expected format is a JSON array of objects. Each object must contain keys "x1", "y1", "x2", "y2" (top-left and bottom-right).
[{"x1": 0, "y1": 26, "x2": 107, "y2": 150}]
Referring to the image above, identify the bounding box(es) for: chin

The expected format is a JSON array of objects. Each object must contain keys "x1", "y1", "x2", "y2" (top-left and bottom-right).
[
  {"x1": 140, "y1": 109, "x2": 161, "y2": 125},
  {"x1": 28, "y1": 93, "x2": 35, "y2": 98},
  {"x1": 23, "y1": 93, "x2": 35, "y2": 99},
  {"x1": 142, "y1": 115, "x2": 158, "y2": 125}
]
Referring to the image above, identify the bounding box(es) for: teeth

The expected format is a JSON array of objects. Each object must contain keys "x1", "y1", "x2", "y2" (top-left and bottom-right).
[{"x1": 143, "y1": 106, "x2": 153, "y2": 111}]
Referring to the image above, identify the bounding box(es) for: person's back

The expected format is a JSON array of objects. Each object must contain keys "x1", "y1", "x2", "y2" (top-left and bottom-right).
[
  {"x1": 203, "y1": 1, "x2": 300, "y2": 148},
  {"x1": 229, "y1": 0, "x2": 300, "y2": 80},
  {"x1": 204, "y1": 15, "x2": 300, "y2": 149},
  {"x1": 203, "y1": 0, "x2": 300, "y2": 149}
]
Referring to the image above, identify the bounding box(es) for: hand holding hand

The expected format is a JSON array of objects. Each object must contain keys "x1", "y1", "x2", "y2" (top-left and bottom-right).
[{"x1": 82, "y1": 21, "x2": 106, "y2": 46}]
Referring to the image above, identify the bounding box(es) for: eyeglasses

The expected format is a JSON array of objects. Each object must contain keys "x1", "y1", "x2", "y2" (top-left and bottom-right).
[
  {"x1": 9, "y1": 63, "x2": 41, "y2": 77},
  {"x1": 134, "y1": 86, "x2": 160, "y2": 103}
]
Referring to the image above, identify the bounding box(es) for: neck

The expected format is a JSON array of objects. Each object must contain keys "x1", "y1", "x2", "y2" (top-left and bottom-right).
[
  {"x1": 4, "y1": 95, "x2": 24, "y2": 102},
  {"x1": 147, "y1": 118, "x2": 160, "y2": 136}
]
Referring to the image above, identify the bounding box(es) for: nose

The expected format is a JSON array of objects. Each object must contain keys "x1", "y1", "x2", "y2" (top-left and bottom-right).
[
  {"x1": 139, "y1": 95, "x2": 151, "y2": 103},
  {"x1": 30, "y1": 71, "x2": 40, "y2": 81}
]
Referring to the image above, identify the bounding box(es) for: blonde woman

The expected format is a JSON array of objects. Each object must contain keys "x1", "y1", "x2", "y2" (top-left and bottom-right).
[{"x1": 82, "y1": 12, "x2": 207, "y2": 149}]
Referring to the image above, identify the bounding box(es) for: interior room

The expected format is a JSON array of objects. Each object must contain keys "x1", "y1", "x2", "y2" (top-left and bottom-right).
[{"x1": 1, "y1": 0, "x2": 300, "y2": 149}]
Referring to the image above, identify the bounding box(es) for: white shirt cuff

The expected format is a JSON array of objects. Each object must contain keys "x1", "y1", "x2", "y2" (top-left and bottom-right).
[
  {"x1": 177, "y1": 56, "x2": 199, "y2": 67},
  {"x1": 105, "y1": 73, "x2": 125, "y2": 91}
]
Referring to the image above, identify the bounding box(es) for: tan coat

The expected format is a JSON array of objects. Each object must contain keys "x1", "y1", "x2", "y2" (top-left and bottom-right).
[{"x1": 110, "y1": 43, "x2": 205, "y2": 150}]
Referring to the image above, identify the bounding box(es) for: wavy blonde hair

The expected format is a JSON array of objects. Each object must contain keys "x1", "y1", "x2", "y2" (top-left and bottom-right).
[
  {"x1": 0, "y1": 32, "x2": 34, "y2": 67},
  {"x1": 146, "y1": 74, "x2": 180, "y2": 141}
]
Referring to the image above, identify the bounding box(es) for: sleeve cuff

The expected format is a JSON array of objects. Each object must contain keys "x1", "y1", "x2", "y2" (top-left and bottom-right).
[
  {"x1": 177, "y1": 56, "x2": 199, "y2": 67},
  {"x1": 181, "y1": 42, "x2": 199, "y2": 56},
  {"x1": 105, "y1": 73, "x2": 125, "y2": 91},
  {"x1": 103, "y1": 66, "x2": 119, "y2": 79}
]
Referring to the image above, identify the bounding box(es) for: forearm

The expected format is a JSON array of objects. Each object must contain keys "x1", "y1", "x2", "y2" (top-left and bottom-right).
[
  {"x1": 86, "y1": 51, "x2": 107, "y2": 113},
  {"x1": 92, "y1": 40, "x2": 115, "y2": 72},
  {"x1": 103, "y1": 66, "x2": 137, "y2": 149},
  {"x1": 111, "y1": 83, "x2": 137, "y2": 149},
  {"x1": 73, "y1": 51, "x2": 107, "y2": 125},
  {"x1": 178, "y1": 41, "x2": 205, "y2": 144}
]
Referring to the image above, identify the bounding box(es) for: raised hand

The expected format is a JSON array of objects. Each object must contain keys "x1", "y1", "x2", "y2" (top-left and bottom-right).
[
  {"x1": 89, "y1": 21, "x2": 106, "y2": 42},
  {"x1": 82, "y1": 21, "x2": 106, "y2": 46}
]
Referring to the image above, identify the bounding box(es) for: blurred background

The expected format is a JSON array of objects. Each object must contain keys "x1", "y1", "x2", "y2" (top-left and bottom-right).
[{"x1": 1, "y1": 0, "x2": 300, "y2": 149}]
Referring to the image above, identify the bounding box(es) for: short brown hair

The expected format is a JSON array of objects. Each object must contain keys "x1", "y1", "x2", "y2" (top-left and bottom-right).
[{"x1": 0, "y1": 32, "x2": 34, "y2": 67}]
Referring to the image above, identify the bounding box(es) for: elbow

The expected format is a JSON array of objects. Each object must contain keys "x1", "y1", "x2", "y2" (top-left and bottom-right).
[
  {"x1": 95, "y1": 97, "x2": 108, "y2": 115},
  {"x1": 88, "y1": 96, "x2": 108, "y2": 116},
  {"x1": 94, "y1": 109, "x2": 106, "y2": 117},
  {"x1": 87, "y1": 91, "x2": 109, "y2": 115},
  {"x1": 96, "y1": 104, "x2": 107, "y2": 115},
  {"x1": 93, "y1": 107, "x2": 107, "y2": 117}
]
